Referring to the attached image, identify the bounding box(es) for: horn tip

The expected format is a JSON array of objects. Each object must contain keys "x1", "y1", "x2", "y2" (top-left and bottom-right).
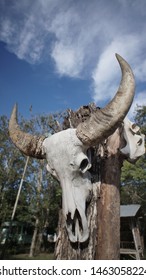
[
  {"x1": 115, "y1": 53, "x2": 133, "y2": 76},
  {"x1": 115, "y1": 53, "x2": 123, "y2": 62},
  {"x1": 9, "y1": 103, "x2": 18, "y2": 129},
  {"x1": 11, "y1": 103, "x2": 18, "y2": 115},
  {"x1": 13, "y1": 103, "x2": 18, "y2": 110}
]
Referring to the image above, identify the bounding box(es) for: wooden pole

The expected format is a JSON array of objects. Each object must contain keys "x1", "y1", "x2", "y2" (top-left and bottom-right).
[
  {"x1": 96, "y1": 130, "x2": 123, "y2": 259},
  {"x1": 11, "y1": 156, "x2": 29, "y2": 220}
]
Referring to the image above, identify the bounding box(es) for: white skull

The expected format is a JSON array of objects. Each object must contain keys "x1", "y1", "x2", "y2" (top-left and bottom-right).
[
  {"x1": 43, "y1": 128, "x2": 92, "y2": 242},
  {"x1": 120, "y1": 117, "x2": 145, "y2": 161},
  {"x1": 42, "y1": 119, "x2": 145, "y2": 243}
]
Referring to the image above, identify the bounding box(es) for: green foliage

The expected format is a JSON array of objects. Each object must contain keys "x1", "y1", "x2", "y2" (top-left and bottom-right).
[
  {"x1": 0, "y1": 111, "x2": 63, "y2": 236},
  {"x1": 134, "y1": 105, "x2": 146, "y2": 135},
  {"x1": 121, "y1": 105, "x2": 146, "y2": 211},
  {"x1": 0, "y1": 115, "x2": 26, "y2": 222}
]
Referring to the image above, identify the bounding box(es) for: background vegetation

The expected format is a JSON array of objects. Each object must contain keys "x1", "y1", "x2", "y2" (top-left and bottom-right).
[{"x1": 0, "y1": 105, "x2": 145, "y2": 259}]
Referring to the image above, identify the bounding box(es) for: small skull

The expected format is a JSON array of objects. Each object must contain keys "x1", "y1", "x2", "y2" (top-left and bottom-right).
[{"x1": 120, "y1": 117, "x2": 145, "y2": 161}]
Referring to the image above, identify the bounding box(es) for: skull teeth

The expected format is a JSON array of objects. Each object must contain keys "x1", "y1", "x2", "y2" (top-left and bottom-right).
[{"x1": 66, "y1": 210, "x2": 89, "y2": 242}]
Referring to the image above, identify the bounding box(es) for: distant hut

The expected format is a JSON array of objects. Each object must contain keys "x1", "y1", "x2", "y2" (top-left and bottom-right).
[{"x1": 120, "y1": 204, "x2": 144, "y2": 260}]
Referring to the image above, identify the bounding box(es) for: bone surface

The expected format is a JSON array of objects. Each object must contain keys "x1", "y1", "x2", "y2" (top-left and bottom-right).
[
  {"x1": 43, "y1": 129, "x2": 92, "y2": 242},
  {"x1": 120, "y1": 117, "x2": 145, "y2": 161}
]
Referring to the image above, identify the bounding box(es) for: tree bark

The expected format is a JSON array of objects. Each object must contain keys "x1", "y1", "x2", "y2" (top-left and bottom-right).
[
  {"x1": 29, "y1": 168, "x2": 42, "y2": 257},
  {"x1": 96, "y1": 130, "x2": 123, "y2": 259},
  {"x1": 29, "y1": 218, "x2": 39, "y2": 257}
]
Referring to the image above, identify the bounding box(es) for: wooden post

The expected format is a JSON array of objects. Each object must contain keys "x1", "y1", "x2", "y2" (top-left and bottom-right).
[
  {"x1": 131, "y1": 220, "x2": 143, "y2": 260},
  {"x1": 96, "y1": 130, "x2": 123, "y2": 259}
]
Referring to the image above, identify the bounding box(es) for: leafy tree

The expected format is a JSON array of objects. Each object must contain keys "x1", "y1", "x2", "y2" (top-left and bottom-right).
[
  {"x1": 134, "y1": 105, "x2": 146, "y2": 135},
  {"x1": 0, "y1": 110, "x2": 64, "y2": 256},
  {"x1": 0, "y1": 115, "x2": 27, "y2": 223}
]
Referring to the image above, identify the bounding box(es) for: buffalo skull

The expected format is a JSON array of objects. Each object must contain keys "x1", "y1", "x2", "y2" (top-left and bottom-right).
[{"x1": 9, "y1": 54, "x2": 144, "y2": 242}]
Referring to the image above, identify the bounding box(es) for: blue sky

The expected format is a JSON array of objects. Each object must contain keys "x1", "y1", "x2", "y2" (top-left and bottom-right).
[{"x1": 1, "y1": 0, "x2": 146, "y2": 120}]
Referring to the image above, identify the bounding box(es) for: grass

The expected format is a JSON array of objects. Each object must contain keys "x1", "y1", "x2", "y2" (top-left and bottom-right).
[
  {"x1": 10, "y1": 248, "x2": 146, "y2": 260},
  {"x1": 1, "y1": 247, "x2": 146, "y2": 260},
  {"x1": 5, "y1": 253, "x2": 55, "y2": 260},
  {"x1": 0, "y1": 244, "x2": 55, "y2": 260}
]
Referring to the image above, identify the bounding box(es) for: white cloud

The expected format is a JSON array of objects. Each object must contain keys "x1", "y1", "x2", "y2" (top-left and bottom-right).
[
  {"x1": 0, "y1": 19, "x2": 15, "y2": 41},
  {"x1": 51, "y1": 43, "x2": 84, "y2": 77},
  {"x1": 134, "y1": 59, "x2": 146, "y2": 82},
  {"x1": 0, "y1": 0, "x2": 146, "y2": 116},
  {"x1": 92, "y1": 34, "x2": 143, "y2": 104}
]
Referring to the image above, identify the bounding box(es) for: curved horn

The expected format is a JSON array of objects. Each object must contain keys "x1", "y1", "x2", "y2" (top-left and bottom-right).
[
  {"x1": 76, "y1": 54, "x2": 135, "y2": 146},
  {"x1": 9, "y1": 104, "x2": 46, "y2": 159}
]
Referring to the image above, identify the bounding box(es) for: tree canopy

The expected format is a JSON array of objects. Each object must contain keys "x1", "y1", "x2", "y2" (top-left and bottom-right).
[{"x1": 0, "y1": 111, "x2": 64, "y2": 242}]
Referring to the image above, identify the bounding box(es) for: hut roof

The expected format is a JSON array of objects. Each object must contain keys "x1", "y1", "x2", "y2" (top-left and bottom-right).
[{"x1": 120, "y1": 204, "x2": 141, "y2": 218}]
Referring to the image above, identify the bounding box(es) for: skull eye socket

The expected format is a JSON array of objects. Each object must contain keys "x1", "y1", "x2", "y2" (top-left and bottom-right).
[{"x1": 80, "y1": 158, "x2": 91, "y2": 173}]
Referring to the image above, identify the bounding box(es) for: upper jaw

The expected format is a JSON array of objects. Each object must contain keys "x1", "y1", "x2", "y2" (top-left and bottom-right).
[{"x1": 66, "y1": 208, "x2": 89, "y2": 243}]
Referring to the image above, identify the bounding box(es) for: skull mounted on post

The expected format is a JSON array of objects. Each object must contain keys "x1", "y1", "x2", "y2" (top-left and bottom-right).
[{"x1": 9, "y1": 54, "x2": 145, "y2": 246}]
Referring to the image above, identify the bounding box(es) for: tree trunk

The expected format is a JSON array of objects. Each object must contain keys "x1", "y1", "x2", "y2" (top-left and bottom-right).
[
  {"x1": 29, "y1": 218, "x2": 39, "y2": 257},
  {"x1": 29, "y1": 168, "x2": 43, "y2": 257},
  {"x1": 35, "y1": 232, "x2": 43, "y2": 255}
]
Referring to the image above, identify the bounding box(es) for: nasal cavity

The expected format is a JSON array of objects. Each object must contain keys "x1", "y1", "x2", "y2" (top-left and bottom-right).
[{"x1": 80, "y1": 158, "x2": 90, "y2": 173}]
